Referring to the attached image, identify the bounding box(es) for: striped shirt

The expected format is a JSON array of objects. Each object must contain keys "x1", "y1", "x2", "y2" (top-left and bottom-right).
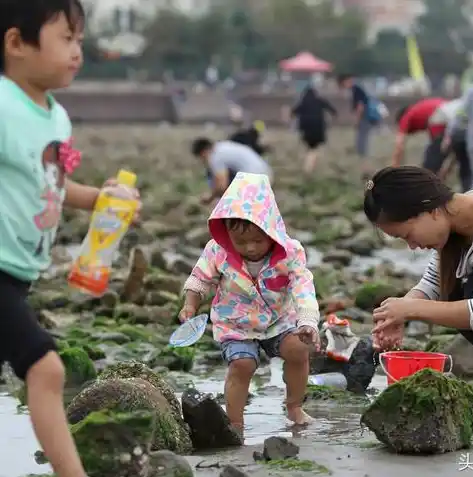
[{"x1": 413, "y1": 247, "x2": 473, "y2": 328}]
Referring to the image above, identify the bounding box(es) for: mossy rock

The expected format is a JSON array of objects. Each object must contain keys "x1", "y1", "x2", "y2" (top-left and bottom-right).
[
  {"x1": 152, "y1": 346, "x2": 195, "y2": 372},
  {"x1": 361, "y1": 368, "x2": 473, "y2": 454},
  {"x1": 98, "y1": 362, "x2": 183, "y2": 425},
  {"x1": 71, "y1": 409, "x2": 157, "y2": 477},
  {"x1": 59, "y1": 347, "x2": 97, "y2": 387},
  {"x1": 425, "y1": 334, "x2": 456, "y2": 353},
  {"x1": 354, "y1": 282, "x2": 401, "y2": 311},
  {"x1": 67, "y1": 378, "x2": 192, "y2": 454}
]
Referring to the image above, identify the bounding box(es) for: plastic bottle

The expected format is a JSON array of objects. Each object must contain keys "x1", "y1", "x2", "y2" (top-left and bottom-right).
[
  {"x1": 68, "y1": 169, "x2": 138, "y2": 296},
  {"x1": 308, "y1": 372, "x2": 348, "y2": 390}
]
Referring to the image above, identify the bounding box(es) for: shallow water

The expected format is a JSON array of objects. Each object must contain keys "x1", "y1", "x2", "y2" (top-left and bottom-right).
[{"x1": 0, "y1": 359, "x2": 388, "y2": 477}]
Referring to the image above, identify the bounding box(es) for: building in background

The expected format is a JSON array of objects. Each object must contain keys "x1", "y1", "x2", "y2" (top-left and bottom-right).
[{"x1": 340, "y1": 0, "x2": 425, "y2": 41}]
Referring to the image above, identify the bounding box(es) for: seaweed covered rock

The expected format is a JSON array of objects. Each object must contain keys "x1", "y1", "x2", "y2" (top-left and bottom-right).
[
  {"x1": 361, "y1": 369, "x2": 473, "y2": 454},
  {"x1": 98, "y1": 361, "x2": 183, "y2": 423},
  {"x1": 67, "y1": 378, "x2": 192, "y2": 454},
  {"x1": 59, "y1": 347, "x2": 97, "y2": 386},
  {"x1": 354, "y1": 282, "x2": 401, "y2": 312},
  {"x1": 71, "y1": 411, "x2": 194, "y2": 477},
  {"x1": 71, "y1": 410, "x2": 155, "y2": 477}
]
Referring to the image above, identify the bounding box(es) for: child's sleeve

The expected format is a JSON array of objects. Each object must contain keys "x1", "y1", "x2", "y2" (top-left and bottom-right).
[
  {"x1": 183, "y1": 239, "x2": 220, "y2": 298},
  {"x1": 287, "y1": 242, "x2": 320, "y2": 330}
]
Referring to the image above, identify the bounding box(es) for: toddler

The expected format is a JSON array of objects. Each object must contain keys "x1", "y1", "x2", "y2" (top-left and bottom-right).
[
  {"x1": 0, "y1": 1, "x2": 140, "y2": 476},
  {"x1": 179, "y1": 172, "x2": 320, "y2": 435}
]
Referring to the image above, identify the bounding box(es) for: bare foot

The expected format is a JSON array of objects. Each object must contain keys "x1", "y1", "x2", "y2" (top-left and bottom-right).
[{"x1": 286, "y1": 406, "x2": 314, "y2": 425}]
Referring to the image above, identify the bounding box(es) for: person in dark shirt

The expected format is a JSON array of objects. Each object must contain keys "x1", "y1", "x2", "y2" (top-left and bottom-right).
[
  {"x1": 291, "y1": 85, "x2": 337, "y2": 172},
  {"x1": 228, "y1": 120, "x2": 269, "y2": 156},
  {"x1": 338, "y1": 74, "x2": 376, "y2": 177}
]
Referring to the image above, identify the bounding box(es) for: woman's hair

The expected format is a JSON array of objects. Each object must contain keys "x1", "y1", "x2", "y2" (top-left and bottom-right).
[
  {"x1": 364, "y1": 166, "x2": 467, "y2": 299},
  {"x1": 0, "y1": 0, "x2": 85, "y2": 71}
]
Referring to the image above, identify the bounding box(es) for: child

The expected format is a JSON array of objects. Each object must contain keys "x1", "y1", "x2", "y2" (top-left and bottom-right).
[
  {"x1": 178, "y1": 172, "x2": 320, "y2": 435},
  {"x1": 0, "y1": 1, "x2": 140, "y2": 476}
]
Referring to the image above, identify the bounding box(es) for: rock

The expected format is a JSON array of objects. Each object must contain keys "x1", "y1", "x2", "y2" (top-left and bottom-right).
[
  {"x1": 98, "y1": 362, "x2": 184, "y2": 426},
  {"x1": 146, "y1": 290, "x2": 180, "y2": 307},
  {"x1": 441, "y1": 335, "x2": 473, "y2": 378},
  {"x1": 100, "y1": 290, "x2": 120, "y2": 310},
  {"x1": 181, "y1": 388, "x2": 243, "y2": 450},
  {"x1": 345, "y1": 336, "x2": 378, "y2": 393},
  {"x1": 262, "y1": 436, "x2": 299, "y2": 461},
  {"x1": 91, "y1": 331, "x2": 131, "y2": 344},
  {"x1": 38, "y1": 309, "x2": 60, "y2": 329},
  {"x1": 150, "y1": 346, "x2": 195, "y2": 372},
  {"x1": 322, "y1": 249, "x2": 352, "y2": 267},
  {"x1": 148, "y1": 450, "x2": 194, "y2": 477},
  {"x1": 339, "y1": 228, "x2": 380, "y2": 256},
  {"x1": 425, "y1": 334, "x2": 456, "y2": 353},
  {"x1": 122, "y1": 247, "x2": 148, "y2": 303},
  {"x1": 220, "y1": 465, "x2": 249, "y2": 477},
  {"x1": 67, "y1": 378, "x2": 192, "y2": 454},
  {"x1": 185, "y1": 226, "x2": 210, "y2": 248},
  {"x1": 354, "y1": 282, "x2": 401, "y2": 311},
  {"x1": 59, "y1": 347, "x2": 97, "y2": 387},
  {"x1": 361, "y1": 368, "x2": 473, "y2": 454},
  {"x1": 70, "y1": 409, "x2": 155, "y2": 477},
  {"x1": 145, "y1": 272, "x2": 184, "y2": 295}
]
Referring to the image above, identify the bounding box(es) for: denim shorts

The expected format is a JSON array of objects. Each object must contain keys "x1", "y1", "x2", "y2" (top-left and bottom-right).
[{"x1": 220, "y1": 328, "x2": 295, "y2": 366}]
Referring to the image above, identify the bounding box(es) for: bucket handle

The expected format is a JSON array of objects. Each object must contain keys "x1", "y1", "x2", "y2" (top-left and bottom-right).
[
  {"x1": 379, "y1": 352, "x2": 397, "y2": 383},
  {"x1": 379, "y1": 353, "x2": 453, "y2": 383},
  {"x1": 444, "y1": 354, "x2": 453, "y2": 374}
]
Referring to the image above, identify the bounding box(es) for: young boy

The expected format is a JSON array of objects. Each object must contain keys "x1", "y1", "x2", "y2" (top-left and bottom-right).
[
  {"x1": 179, "y1": 172, "x2": 320, "y2": 435},
  {"x1": 0, "y1": 1, "x2": 140, "y2": 476}
]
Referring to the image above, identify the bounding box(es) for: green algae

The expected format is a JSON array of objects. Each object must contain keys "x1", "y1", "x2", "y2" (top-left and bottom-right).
[
  {"x1": 354, "y1": 282, "x2": 400, "y2": 311},
  {"x1": 59, "y1": 347, "x2": 97, "y2": 386},
  {"x1": 70, "y1": 409, "x2": 155, "y2": 477},
  {"x1": 361, "y1": 368, "x2": 473, "y2": 453},
  {"x1": 265, "y1": 459, "x2": 331, "y2": 474},
  {"x1": 305, "y1": 384, "x2": 369, "y2": 405}
]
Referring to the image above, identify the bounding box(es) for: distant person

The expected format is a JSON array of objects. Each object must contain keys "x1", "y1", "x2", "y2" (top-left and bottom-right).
[
  {"x1": 337, "y1": 74, "x2": 382, "y2": 177},
  {"x1": 191, "y1": 138, "x2": 272, "y2": 204},
  {"x1": 228, "y1": 120, "x2": 270, "y2": 156},
  {"x1": 291, "y1": 85, "x2": 337, "y2": 173},
  {"x1": 392, "y1": 98, "x2": 449, "y2": 172},
  {"x1": 436, "y1": 98, "x2": 471, "y2": 192}
]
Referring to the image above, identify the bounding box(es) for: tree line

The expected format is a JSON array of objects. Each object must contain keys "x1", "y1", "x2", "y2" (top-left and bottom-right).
[{"x1": 81, "y1": 0, "x2": 473, "y2": 79}]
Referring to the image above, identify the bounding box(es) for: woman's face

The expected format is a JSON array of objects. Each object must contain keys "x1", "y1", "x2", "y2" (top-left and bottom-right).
[{"x1": 377, "y1": 209, "x2": 451, "y2": 251}]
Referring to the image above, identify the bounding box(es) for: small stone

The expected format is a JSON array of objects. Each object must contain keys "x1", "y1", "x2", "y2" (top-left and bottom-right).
[
  {"x1": 262, "y1": 436, "x2": 299, "y2": 461},
  {"x1": 220, "y1": 464, "x2": 250, "y2": 477},
  {"x1": 148, "y1": 450, "x2": 194, "y2": 477}
]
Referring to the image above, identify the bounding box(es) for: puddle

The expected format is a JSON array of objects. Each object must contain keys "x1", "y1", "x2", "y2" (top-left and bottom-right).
[{"x1": 0, "y1": 360, "x2": 388, "y2": 476}]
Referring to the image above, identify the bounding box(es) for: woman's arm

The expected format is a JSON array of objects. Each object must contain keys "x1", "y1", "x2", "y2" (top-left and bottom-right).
[{"x1": 414, "y1": 299, "x2": 471, "y2": 329}]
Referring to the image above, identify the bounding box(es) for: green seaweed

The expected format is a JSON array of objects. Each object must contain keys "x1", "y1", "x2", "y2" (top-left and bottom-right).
[
  {"x1": 59, "y1": 347, "x2": 97, "y2": 386},
  {"x1": 265, "y1": 459, "x2": 331, "y2": 473},
  {"x1": 361, "y1": 368, "x2": 473, "y2": 453}
]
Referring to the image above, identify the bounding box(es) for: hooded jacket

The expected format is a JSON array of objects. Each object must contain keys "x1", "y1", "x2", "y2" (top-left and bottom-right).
[{"x1": 183, "y1": 172, "x2": 320, "y2": 342}]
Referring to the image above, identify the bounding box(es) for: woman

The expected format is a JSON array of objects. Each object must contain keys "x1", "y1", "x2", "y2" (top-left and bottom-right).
[
  {"x1": 292, "y1": 86, "x2": 337, "y2": 173},
  {"x1": 363, "y1": 166, "x2": 473, "y2": 349}
]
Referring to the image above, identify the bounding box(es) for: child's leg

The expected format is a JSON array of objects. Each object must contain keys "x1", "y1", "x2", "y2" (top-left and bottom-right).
[
  {"x1": 0, "y1": 271, "x2": 86, "y2": 477},
  {"x1": 26, "y1": 352, "x2": 86, "y2": 477},
  {"x1": 262, "y1": 330, "x2": 312, "y2": 425},
  {"x1": 221, "y1": 340, "x2": 259, "y2": 433}
]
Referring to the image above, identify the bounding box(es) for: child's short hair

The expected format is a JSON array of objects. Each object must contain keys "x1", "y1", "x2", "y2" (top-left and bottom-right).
[
  {"x1": 191, "y1": 137, "x2": 213, "y2": 157},
  {"x1": 0, "y1": 0, "x2": 85, "y2": 71}
]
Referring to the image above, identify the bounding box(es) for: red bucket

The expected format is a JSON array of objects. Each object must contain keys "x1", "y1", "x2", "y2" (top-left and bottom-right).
[{"x1": 380, "y1": 351, "x2": 452, "y2": 385}]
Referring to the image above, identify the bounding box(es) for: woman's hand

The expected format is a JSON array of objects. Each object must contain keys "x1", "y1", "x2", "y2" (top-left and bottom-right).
[{"x1": 373, "y1": 297, "x2": 421, "y2": 332}]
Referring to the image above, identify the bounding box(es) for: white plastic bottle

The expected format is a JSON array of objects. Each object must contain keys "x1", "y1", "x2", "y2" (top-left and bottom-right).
[{"x1": 308, "y1": 372, "x2": 348, "y2": 390}]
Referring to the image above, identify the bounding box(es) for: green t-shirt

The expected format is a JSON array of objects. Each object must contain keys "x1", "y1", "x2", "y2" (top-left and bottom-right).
[{"x1": 0, "y1": 76, "x2": 72, "y2": 281}]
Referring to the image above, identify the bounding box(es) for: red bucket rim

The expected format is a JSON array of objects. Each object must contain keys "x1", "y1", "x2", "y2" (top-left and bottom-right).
[{"x1": 381, "y1": 351, "x2": 448, "y2": 360}]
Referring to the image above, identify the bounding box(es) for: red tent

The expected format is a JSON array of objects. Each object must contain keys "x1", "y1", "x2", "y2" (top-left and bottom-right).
[{"x1": 279, "y1": 51, "x2": 333, "y2": 73}]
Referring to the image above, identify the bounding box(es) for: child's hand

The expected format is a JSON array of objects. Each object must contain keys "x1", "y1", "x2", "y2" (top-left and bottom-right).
[
  {"x1": 178, "y1": 304, "x2": 197, "y2": 323},
  {"x1": 296, "y1": 326, "x2": 321, "y2": 351},
  {"x1": 102, "y1": 178, "x2": 142, "y2": 224}
]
